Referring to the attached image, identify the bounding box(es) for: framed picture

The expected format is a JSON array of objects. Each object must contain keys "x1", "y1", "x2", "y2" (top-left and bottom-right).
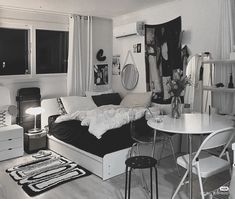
[
  {"x1": 112, "y1": 55, "x2": 120, "y2": 75},
  {"x1": 94, "y1": 64, "x2": 108, "y2": 85}
]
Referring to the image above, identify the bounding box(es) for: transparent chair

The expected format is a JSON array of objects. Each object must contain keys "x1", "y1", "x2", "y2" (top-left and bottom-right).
[
  {"x1": 130, "y1": 109, "x2": 180, "y2": 176},
  {"x1": 172, "y1": 127, "x2": 235, "y2": 199}
]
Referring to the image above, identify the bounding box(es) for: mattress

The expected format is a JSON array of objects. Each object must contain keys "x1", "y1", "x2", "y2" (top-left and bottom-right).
[{"x1": 48, "y1": 116, "x2": 151, "y2": 157}]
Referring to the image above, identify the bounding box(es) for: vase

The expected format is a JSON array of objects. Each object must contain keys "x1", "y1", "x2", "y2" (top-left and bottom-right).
[{"x1": 171, "y1": 96, "x2": 182, "y2": 119}]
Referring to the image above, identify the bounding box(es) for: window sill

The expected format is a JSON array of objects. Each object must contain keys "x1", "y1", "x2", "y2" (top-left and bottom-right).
[{"x1": 0, "y1": 73, "x2": 67, "y2": 84}]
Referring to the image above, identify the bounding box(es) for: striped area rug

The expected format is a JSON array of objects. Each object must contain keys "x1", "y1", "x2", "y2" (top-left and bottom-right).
[{"x1": 6, "y1": 153, "x2": 91, "y2": 196}]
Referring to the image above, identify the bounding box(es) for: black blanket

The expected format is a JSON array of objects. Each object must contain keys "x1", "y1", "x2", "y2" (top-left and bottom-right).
[{"x1": 48, "y1": 116, "x2": 151, "y2": 157}]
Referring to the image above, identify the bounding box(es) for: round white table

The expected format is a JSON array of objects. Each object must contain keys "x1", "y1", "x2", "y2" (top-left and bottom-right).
[{"x1": 147, "y1": 113, "x2": 234, "y2": 199}]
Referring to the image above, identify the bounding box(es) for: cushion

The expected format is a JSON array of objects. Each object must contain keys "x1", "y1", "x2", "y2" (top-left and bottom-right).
[
  {"x1": 85, "y1": 89, "x2": 113, "y2": 97},
  {"x1": 57, "y1": 98, "x2": 67, "y2": 115},
  {"x1": 92, "y1": 93, "x2": 122, "y2": 107},
  {"x1": 60, "y1": 96, "x2": 97, "y2": 114},
  {"x1": 120, "y1": 92, "x2": 152, "y2": 108}
]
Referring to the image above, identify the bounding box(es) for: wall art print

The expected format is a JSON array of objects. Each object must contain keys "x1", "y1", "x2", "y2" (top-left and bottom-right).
[
  {"x1": 145, "y1": 17, "x2": 182, "y2": 104},
  {"x1": 94, "y1": 64, "x2": 108, "y2": 85}
]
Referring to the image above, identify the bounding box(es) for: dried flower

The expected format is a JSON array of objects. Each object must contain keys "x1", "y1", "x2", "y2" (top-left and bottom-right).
[{"x1": 167, "y1": 69, "x2": 191, "y2": 97}]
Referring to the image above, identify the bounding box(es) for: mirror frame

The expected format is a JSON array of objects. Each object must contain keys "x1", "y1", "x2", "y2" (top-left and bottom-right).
[{"x1": 121, "y1": 64, "x2": 139, "y2": 90}]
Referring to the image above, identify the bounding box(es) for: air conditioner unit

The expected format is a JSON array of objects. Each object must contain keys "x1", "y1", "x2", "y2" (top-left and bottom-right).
[{"x1": 113, "y1": 21, "x2": 145, "y2": 38}]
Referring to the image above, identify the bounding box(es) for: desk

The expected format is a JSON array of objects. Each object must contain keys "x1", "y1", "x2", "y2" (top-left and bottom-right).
[{"x1": 147, "y1": 113, "x2": 234, "y2": 199}]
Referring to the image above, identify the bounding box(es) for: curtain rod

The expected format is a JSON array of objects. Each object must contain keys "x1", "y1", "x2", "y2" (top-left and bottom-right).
[{"x1": 0, "y1": 5, "x2": 88, "y2": 17}]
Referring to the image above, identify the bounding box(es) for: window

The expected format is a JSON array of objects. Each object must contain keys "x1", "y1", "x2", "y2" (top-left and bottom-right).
[
  {"x1": 0, "y1": 27, "x2": 29, "y2": 75},
  {"x1": 36, "y1": 30, "x2": 68, "y2": 74}
]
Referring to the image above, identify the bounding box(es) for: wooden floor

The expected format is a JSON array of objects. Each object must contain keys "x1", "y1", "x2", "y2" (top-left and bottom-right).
[{"x1": 0, "y1": 152, "x2": 230, "y2": 199}]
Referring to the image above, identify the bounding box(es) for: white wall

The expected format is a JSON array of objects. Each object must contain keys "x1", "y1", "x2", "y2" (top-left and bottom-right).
[
  {"x1": 112, "y1": 0, "x2": 221, "y2": 94},
  {"x1": 0, "y1": 8, "x2": 113, "y2": 105}
]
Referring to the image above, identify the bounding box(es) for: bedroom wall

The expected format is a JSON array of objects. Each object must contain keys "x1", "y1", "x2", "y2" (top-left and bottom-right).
[
  {"x1": 112, "y1": 0, "x2": 220, "y2": 95},
  {"x1": 0, "y1": 8, "x2": 113, "y2": 105}
]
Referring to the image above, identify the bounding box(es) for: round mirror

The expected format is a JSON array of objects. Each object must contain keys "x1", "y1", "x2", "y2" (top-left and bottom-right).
[{"x1": 121, "y1": 64, "x2": 139, "y2": 90}]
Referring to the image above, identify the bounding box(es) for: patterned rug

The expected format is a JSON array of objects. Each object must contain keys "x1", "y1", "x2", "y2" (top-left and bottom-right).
[{"x1": 6, "y1": 152, "x2": 91, "y2": 196}]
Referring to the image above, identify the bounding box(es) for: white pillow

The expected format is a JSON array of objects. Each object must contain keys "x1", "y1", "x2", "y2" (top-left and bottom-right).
[
  {"x1": 60, "y1": 96, "x2": 97, "y2": 114},
  {"x1": 120, "y1": 92, "x2": 152, "y2": 108},
  {"x1": 85, "y1": 89, "x2": 113, "y2": 97}
]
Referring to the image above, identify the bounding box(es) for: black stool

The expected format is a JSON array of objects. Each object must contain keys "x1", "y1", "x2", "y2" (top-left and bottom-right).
[{"x1": 125, "y1": 156, "x2": 158, "y2": 199}]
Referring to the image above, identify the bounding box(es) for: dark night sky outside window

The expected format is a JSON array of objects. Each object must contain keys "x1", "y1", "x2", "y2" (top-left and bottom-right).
[
  {"x1": 0, "y1": 28, "x2": 28, "y2": 75},
  {"x1": 36, "y1": 30, "x2": 68, "y2": 74}
]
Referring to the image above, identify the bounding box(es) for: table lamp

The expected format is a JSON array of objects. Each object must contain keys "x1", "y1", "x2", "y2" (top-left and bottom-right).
[{"x1": 25, "y1": 107, "x2": 44, "y2": 133}]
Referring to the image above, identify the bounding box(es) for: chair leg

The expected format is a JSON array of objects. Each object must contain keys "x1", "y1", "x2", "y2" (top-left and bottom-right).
[
  {"x1": 128, "y1": 168, "x2": 132, "y2": 199},
  {"x1": 158, "y1": 138, "x2": 166, "y2": 165},
  {"x1": 150, "y1": 167, "x2": 153, "y2": 199},
  {"x1": 154, "y1": 166, "x2": 158, "y2": 199},
  {"x1": 196, "y1": 162, "x2": 205, "y2": 199},
  {"x1": 125, "y1": 165, "x2": 128, "y2": 199},
  {"x1": 172, "y1": 169, "x2": 189, "y2": 199},
  {"x1": 168, "y1": 137, "x2": 181, "y2": 177}
]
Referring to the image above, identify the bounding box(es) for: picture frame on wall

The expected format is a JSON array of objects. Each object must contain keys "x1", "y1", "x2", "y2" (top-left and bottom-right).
[
  {"x1": 94, "y1": 64, "x2": 108, "y2": 85},
  {"x1": 112, "y1": 55, "x2": 120, "y2": 75}
]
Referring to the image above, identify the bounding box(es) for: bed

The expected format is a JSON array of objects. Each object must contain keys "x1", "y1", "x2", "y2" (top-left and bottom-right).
[{"x1": 41, "y1": 92, "x2": 152, "y2": 180}]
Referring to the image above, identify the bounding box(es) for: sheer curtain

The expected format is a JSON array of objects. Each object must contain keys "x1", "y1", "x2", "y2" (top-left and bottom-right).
[
  {"x1": 213, "y1": 0, "x2": 235, "y2": 115},
  {"x1": 67, "y1": 15, "x2": 93, "y2": 96}
]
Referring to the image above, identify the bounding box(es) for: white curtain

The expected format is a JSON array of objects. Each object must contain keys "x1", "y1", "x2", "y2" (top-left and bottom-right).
[
  {"x1": 67, "y1": 15, "x2": 93, "y2": 96},
  {"x1": 213, "y1": 0, "x2": 235, "y2": 115}
]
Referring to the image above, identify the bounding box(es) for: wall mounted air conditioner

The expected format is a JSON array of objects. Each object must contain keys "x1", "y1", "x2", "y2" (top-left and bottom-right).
[{"x1": 113, "y1": 21, "x2": 145, "y2": 38}]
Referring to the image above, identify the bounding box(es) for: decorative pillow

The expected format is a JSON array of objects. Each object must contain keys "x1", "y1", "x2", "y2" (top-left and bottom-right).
[
  {"x1": 60, "y1": 96, "x2": 97, "y2": 114},
  {"x1": 57, "y1": 98, "x2": 67, "y2": 115},
  {"x1": 85, "y1": 89, "x2": 113, "y2": 97},
  {"x1": 120, "y1": 92, "x2": 152, "y2": 108},
  {"x1": 92, "y1": 93, "x2": 122, "y2": 107}
]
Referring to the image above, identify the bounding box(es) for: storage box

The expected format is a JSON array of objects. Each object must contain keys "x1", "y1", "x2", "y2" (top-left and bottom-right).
[{"x1": 24, "y1": 130, "x2": 47, "y2": 153}]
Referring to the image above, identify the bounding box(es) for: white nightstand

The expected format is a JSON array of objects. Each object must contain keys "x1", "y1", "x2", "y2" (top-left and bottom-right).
[{"x1": 0, "y1": 124, "x2": 24, "y2": 161}]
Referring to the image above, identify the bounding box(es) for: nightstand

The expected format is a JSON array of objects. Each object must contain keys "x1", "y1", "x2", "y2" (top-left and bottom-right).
[
  {"x1": 24, "y1": 130, "x2": 47, "y2": 154},
  {"x1": 0, "y1": 124, "x2": 24, "y2": 161}
]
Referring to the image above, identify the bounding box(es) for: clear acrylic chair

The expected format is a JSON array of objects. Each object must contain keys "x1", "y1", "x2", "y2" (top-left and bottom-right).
[{"x1": 172, "y1": 127, "x2": 235, "y2": 199}]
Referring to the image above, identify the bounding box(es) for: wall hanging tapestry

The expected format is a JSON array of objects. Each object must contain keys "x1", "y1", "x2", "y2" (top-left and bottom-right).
[
  {"x1": 6, "y1": 152, "x2": 91, "y2": 196},
  {"x1": 145, "y1": 17, "x2": 182, "y2": 104}
]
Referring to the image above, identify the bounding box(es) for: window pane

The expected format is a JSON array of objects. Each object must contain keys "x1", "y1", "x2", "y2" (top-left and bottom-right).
[
  {"x1": 36, "y1": 30, "x2": 68, "y2": 74},
  {"x1": 0, "y1": 28, "x2": 28, "y2": 75}
]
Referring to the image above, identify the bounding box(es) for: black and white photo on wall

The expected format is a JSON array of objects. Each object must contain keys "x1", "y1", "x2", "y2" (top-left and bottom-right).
[
  {"x1": 112, "y1": 55, "x2": 121, "y2": 75},
  {"x1": 94, "y1": 64, "x2": 108, "y2": 85}
]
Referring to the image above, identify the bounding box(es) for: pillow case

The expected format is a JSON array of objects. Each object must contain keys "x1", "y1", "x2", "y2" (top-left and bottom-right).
[
  {"x1": 120, "y1": 92, "x2": 152, "y2": 108},
  {"x1": 92, "y1": 93, "x2": 122, "y2": 107},
  {"x1": 85, "y1": 89, "x2": 113, "y2": 97},
  {"x1": 60, "y1": 96, "x2": 97, "y2": 114}
]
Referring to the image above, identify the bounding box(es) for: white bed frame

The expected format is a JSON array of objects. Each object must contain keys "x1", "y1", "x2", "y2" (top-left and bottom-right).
[{"x1": 41, "y1": 98, "x2": 130, "y2": 180}]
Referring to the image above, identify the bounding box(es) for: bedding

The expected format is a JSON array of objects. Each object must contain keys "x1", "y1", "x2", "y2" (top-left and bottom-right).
[
  {"x1": 49, "y1": 115, "x2": 150, "y2": 157},
  {"x1": 55, "y1": 105, "x2": 146, "y2": 139}
]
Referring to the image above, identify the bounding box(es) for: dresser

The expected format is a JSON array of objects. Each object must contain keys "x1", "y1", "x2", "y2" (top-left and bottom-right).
[{"x1": 0, "y1": 125, "x2": 24, "y2": 161}]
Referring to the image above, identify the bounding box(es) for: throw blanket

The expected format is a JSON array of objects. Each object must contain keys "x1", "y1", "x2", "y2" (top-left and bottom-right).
[{"x1": 55, "y1": 105, "x2": 146, "y2": 139}]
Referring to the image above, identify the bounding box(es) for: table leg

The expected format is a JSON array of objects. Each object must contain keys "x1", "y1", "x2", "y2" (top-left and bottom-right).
[
  {"x1": 152, "y1": 129, "x2": 157, "y2": 157},
  {"x1": 188, "y1": 134, "x2": 192, "y2": 199}
]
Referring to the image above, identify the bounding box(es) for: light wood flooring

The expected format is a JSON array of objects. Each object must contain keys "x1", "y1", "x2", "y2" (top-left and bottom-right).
[{"x1": 0, "y1": 152, "x2": 230, "y2": 199}]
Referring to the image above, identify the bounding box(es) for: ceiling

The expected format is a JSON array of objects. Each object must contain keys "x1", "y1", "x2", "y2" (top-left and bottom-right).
[{"x1": 0, "y1": 0, "x2": 174, "y2": 18}]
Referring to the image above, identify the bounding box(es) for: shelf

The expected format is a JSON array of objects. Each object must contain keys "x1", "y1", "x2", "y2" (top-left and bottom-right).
[
  {"x1": 202, "y1": 59, "x2": 235, "y2": 64},
  {"x1": 203, "y1": 86, "x2": 235, "y2": 93}
]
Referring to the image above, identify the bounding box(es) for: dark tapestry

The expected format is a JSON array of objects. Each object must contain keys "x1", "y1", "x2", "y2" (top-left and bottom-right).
[{"x1": 145, "y1": 17, "x2": 182, "y2": 104}]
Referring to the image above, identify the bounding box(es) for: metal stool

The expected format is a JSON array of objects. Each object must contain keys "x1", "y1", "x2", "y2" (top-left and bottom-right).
[{"x1": 125, "y1": 156, "x2": 158, "y2": 199}]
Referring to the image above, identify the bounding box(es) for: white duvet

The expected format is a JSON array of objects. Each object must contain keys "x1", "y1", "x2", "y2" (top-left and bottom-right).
[{"x1": 55, "y1": 105, "x2": 146, "y2": 139}]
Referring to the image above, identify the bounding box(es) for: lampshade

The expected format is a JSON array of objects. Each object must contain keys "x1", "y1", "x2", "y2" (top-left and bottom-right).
[{"x1": 26, "y1": 107, "x2": 44, "y2": 116}]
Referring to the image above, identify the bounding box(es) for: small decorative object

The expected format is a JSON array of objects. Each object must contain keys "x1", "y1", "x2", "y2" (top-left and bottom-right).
[
  {"x1": 228, "y1": 73, "x2": 234, "y2": 88},
  {"x1": 137, "y1": 43, "x2": 141, "y2": 53},
  {"x1": 96, "y1": 49, "x2": 106, "y2": 61},
  {"x1": 25, "y1": 107, "x2": 44, "y2": 133},
  {"x1": 167, "y1": 69, "x2": 191, "y2": 119}
]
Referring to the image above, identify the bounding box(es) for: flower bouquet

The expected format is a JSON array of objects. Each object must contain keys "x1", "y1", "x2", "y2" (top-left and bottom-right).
[{"x1": 167, "y1": 69, "x2": 191, "y2": 118}]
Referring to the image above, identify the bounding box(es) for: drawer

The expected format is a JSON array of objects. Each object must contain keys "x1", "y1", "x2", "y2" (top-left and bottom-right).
[
  {"x1": 0, "y1": 138, "x2": 23, "y2": 151},
  {"x1": 0, "y1": 127, "x2": 23, "y2": 141},
  {"x1": 0, "y1": 147, "x2": 23, "y2": 161}
]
